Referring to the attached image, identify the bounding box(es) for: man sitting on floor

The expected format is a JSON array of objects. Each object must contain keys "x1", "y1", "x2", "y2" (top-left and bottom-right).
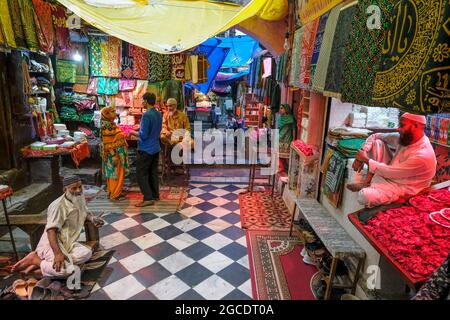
[
  {"x1": 346, "y1": 113, "x2": 437, "y2": 208},
  {"x1": 12, "y1": 176, "x2": 104, "y2": 277}
]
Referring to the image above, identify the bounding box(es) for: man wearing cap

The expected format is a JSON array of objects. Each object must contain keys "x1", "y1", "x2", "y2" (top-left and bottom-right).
[
  {"x1": 11, "y1": 176, "x2": 104, "y2": 277},
  {"x1": 346, "y1": 113, "x2": 437, "y2": 208},
  {"x1": 160, "y1": 98, "x2": 191, "y2": 146}
]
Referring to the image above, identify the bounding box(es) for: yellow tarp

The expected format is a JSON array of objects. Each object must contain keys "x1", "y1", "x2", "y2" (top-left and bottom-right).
[{"x1": 57, "y1": 0, "x2": 286, "y2": 54}]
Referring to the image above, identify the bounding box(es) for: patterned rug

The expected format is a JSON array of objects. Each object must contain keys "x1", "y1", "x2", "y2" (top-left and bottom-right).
[
  {"x1": 246, "y1": 230, "x2": 317, "y2": 300},
  {"x1": 87, "y1": 186, "x2": 188, "y2": 216},
  {"x1": 238, "y1": 191, "x2": 291, "y2": 231}
]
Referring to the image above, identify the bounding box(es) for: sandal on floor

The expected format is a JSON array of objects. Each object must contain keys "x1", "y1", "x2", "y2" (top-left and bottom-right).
[
  {"x1": 26, "y1": 278, "x2": 38, "y2": 298},
  {"x1": 12, "y1": 279, "x2": 28, "y2": 298}
]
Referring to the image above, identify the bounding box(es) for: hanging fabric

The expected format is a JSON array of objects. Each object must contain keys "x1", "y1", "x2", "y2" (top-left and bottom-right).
[
  {"x1": 309, "y1": 12, "x2": 329, "y2": 86},
  {"x1": 148, "y1": 51, "x2": 172, "y2": 83},
  {"x1": 311, "y1": 3, "x2": 342, "y2": 92},
  {"x1": 97, "y1": 77, "x2": 119, "y2": 95},
  {"x1": 0, "y1": 0, "x2": 17, "y2": 48},
  {"x1": 299, "y1": 18, "x2": 319, "y2": 89},
  {"x1": 121, "y1": 42, "x2": 134, "y2": 79},
  {"x1": 372, "y1": 0, "x2": 450, "y2": 114},
  {"x1": 89, "y1": 36, "x2": 103, "y2": 76},
  {"x1": 18, "y1": 0, "x2": 40, "y2": 51},
  {"x1": 289, "y1": 27, "x2": 304, "y2": 88},
  {"x1": 7, "y1": 0, "x2": 27, "y2": 48},
  {"x1": 50, "y1": 3, "x2": 71, "y2": 53},
  {"x1": 171, "y1": 53, "x2": 186, "y2": 81},
  {"x1": 32, "y1": 0, "x2": 55, "y2": 53},
  {"x1": 107, "y1": 36, "x2": 122, "y2": 78},
  {"x1": 87, "y1": 77, "x2": 99, "y2": 95},
  {"x1": 131, "y1": 45, "x2": 148, "y2": 80},
  {"x1": 90, "y1": 36, "x2": 122, "y2": 77},
  {"x1": 118, "y1": 79, "x2": 135, "y2": 91},
  {"x1": 341, "y1": 0, "x2": 397, "y2": 106},
  {"x1": 56, "y1": 59, "x2": 77, "y2": 83},
  {"x1": 323, "y1": 3, "x2": 357, "y2": 98}
]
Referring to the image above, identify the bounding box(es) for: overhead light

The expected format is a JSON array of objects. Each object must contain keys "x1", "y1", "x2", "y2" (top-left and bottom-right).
[{"x1": 73, "y1": 50, "x2": 82, "y2": 61}]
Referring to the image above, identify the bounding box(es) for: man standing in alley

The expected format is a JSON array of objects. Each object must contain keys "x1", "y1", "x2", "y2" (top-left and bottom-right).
[{"x1": 129, "y1": 92, "x2": 162, "y2": 207}]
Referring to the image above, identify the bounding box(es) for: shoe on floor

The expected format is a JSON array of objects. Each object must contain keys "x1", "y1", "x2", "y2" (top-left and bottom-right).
[
  {"x1": 135, "y1": 200, "x2": 155, "y2": 207},
  {"x1": 303, "y1": 254, "x2": 316, "y2": 265}
]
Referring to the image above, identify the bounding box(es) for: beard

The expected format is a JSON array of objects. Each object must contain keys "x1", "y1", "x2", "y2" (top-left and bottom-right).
[
  {"x1": 66, "y1": 191, "x2": 87, "y2": 212},
  {"x1": 399, "y1": 131, "x2": 414, "y2": 146}
]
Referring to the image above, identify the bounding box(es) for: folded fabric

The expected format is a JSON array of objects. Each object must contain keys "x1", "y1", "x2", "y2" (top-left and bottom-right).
[
  {"x1": 97, "y1": 77, "x2": 119, "y2": 95},
  {"x1": 118, "y1": 79, "x2": 135, "y2": 91},
  {"x1": 87, "y1": 77, "x2": 99, "y2": 95}
]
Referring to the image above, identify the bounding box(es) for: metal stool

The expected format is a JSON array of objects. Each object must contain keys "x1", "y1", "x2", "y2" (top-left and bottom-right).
[{"x1": 0, "y1": 186, "x2": 19, "y2": 261}]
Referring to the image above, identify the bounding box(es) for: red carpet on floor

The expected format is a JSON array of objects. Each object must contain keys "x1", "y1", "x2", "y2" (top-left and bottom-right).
[
  {"x1": 239, "y1": 191, "x2": 291, "y2": 231},
  {"x1": 246, "y1": 230, "x2": 317, "y2": 300}
]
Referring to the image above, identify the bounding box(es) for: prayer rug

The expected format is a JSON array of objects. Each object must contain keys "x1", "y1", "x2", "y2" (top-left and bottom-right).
[
  {"x1": 323, "y1": 3, "x2": 357, "y2": 98},
  {"x1": 299, "y1": 18, "x2": 319, "y2": 89},
  {"x1": 171, "y1": 53, "x2": 186, "y2": 81},
  {"x1": 246, "y1": 230, "x2": 317, "y2": 300},
  {"x1": 311, "y1": 3, "x2": 342, "y2": 92},
  {"x1": 238, "y1": 191, "x2": 291, "y2": 231},
  {"x1": 341, "y1": 0, "x2": 397, "y2": 106},
  {"x1": 288, "y1": 27, "x2": 304, "y2": 88},
  {"x1": 372, "y1": 0, "x2": 450, "y2": 114},
  {"x1": 87, "y1": 186, "x2": 188, "y2": 215}
]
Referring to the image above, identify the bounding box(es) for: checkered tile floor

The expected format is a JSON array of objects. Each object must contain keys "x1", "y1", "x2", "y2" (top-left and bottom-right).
[{"x1": 88, "y1": 183, "x2": 252, "y2": 300}]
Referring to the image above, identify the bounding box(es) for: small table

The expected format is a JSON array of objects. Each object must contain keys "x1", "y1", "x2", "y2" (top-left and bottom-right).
[{"x1": 0, "y1": 186, "x2": 19, "y2": 261}]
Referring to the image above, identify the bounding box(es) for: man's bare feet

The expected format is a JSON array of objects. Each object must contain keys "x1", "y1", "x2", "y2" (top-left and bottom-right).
[
  {"x1": 11, "y1": 252, "x2": 41, "y2": 273},
  {"x1": 135, "y1": 200, "x2": 155, "y2": 207},
  {"x1": 346, "y1": 182, "x2": 370, "y2": 192}
]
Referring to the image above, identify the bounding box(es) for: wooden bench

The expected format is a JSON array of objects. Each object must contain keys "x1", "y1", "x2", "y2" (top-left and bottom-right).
[
  {"x1": 0, "y1": 211, "x2": 99, "y2": 251},
  {"x1": 292, "y1": 198, "x2": 366, "y2": 300}
]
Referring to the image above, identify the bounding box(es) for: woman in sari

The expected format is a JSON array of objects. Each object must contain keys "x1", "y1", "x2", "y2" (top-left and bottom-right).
[
  {"x1": 277, "y1": 104, "x2": 296, "y2": 171},
  {"x1": 101, "y1": 106, "x2": 129, "y2": 200}
]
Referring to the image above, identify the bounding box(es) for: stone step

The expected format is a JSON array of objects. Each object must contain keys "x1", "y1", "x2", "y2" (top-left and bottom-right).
[
  {"x1": 0, "y1": 183, "x2": 56, "y2": 216},
  {"x1": 60, "y1": 167, "x2": 102, "y2": 187}
]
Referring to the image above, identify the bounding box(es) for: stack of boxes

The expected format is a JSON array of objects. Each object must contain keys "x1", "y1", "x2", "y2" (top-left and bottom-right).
[{"x1": 426, "y1": 114, "x2": 450, "y2": 146}]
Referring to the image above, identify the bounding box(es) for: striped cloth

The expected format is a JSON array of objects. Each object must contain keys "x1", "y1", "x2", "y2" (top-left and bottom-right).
[{"x1": 311, "y1": 3, "x2": 342, "y2": 92}]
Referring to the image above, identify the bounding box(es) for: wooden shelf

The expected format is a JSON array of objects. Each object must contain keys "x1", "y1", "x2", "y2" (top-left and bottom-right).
[
  {"x1": 27, "y1": 91, "x2": 50, "y2": 95},
  {"x1": 431, "y1": 141, "x2": 450, "y2": 148}
]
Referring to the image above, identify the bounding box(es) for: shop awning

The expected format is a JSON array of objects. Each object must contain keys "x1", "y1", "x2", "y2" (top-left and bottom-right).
[
  {"x1": 214, "y1": 70, "x2": 249, "y2": 85},
  {"x1": 56, "y1": 0, "x2": 287, "y2": 54},
  {"x1": 217, "y1": 35, "x2": 259, "y2": 67}
]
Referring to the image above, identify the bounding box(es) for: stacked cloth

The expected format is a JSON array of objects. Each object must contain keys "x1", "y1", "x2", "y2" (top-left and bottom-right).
[
  {"x1": 353, "y1": 105, "x2": 399, "y2": 129},
  {"x1": 30, "y1": 76, "x2": 50, "y2": 93},
  {"x1": 60, "y1": 105, "x2": 79, "y2": 122},
  {"x1": 326, "y1": 126, "x2": 371, "y2": 149},
  {"x1": 59, "y1": 91, "x2": 96, "y2": 113},
  {"x1": 336, "y1": 138, "x2": 366, "y2": 158}
]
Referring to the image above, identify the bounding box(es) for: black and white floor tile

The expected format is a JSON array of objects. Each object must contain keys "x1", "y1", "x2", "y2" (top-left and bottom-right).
[{"x1": 88, "y1": 183, "x2": 252, "y2": 300}]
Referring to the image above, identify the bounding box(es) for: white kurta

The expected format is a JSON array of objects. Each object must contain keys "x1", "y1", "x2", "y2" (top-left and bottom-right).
[
  {"x1": 36, "y1": 194, "x2": 92, "y2": 277},
  {"x1": 358, "y1": 133, "x2": 437, "y2": 207}
]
